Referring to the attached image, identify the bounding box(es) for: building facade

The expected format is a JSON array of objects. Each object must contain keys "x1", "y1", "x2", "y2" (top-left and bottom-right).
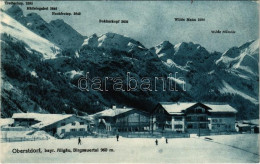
[
  {"x1": 184, "y1": 103, "x2": 211, "y2": 135},
  {"x1": 93, "y1": 106, "x2": 150, "y2": 133},
  {"x1": 12, "y1": 113, "x2": 90, "y2": 138},
  {"x1": 151, "y1": 102, "x2": 237, "y2": 135},
  {"x1": 116, "y1": 109, "x2": 150, "y2": 132}
]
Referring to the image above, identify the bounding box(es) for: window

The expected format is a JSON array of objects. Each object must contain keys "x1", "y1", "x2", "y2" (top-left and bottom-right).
[
  {"x1": 79, "y1": 128, "x2": 85, "y2": 131},
  {"x1": 70, "y1": 129, "x2": 76, "y2": 132},
  {"x1": 80, "y1": 122, "x2": 84, "y2": 125},
  {"x1": 187, "y1": 124, "x2": 193, "y2": 129},
  {"x1": 61, "y1": 122, "x2": 66, "y2": 126},
  {"x1": 186, "y1": 116, "x2": 191, "y2": 121},
  {"x1": 175, "y1": 117, "x2": 182, "y2": 121},
  {"x1": 174, "y1": 124, "x2": 183, "y2": 129},
  {"x1": 212, "y1": 119, "x2": 218, "y2": 123},
  {"x1": 72, "y1": 122, "x2": 76, "y2": 126},
  {"x1": 199, "y1": 123, "x2": 206, "y2": 129},
  {"x1": 166, "y1": 125, "x2": 172, "y2": 128},
  {"x1": 61, "y1": 129, "x2": 65, "y2": 133}
]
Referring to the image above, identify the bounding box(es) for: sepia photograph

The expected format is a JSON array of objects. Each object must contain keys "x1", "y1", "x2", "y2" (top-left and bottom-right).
[{"x1": 0, "y1": 0, "x2": 259, "y2": 163}]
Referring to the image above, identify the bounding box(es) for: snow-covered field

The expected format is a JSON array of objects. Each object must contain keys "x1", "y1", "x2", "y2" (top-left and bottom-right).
[{"x1": 0, "y1": 134, "x2": 259, "y2": 163}]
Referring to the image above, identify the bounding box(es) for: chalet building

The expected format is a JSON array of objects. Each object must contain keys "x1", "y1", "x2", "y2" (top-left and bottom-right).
[
  {"x1": 92, "y1": 106, "x2": 132, "y2": 133},
  {"x1": 92, "y1": 106, "x2": 150, "y2": 133},
  {"x1": 236, "y1": 119, "x2": 259, "y2": 133},
  {"x1": 151, "y1": 102, "x2": 237, "y2": 135},
  {"x1": 184, "y1": 103, "x2": 211, "y2": 134},
  {"x1": 236, "y1": 123, "x2": 251, "y2": 133},
  {"x1": 206, "y1": 104, "x2": 237, "y2": 133},
  {"x1": 116, "y1": 109, "x2": 150, "y2": 132},
  {"x1": 12, "y1": 113, "x2": 90, "y2": 138}
]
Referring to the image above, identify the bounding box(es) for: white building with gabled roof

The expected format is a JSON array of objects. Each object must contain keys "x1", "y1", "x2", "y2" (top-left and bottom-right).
[
  {"x1": 204, "y1": 103, "x2": 238, "y2": 133},
  {"x1": 92, "y1": 106, "x2": 150, "y2": 133},
  {"x1": 12, "y1": 113, "x2": 90, "y2": 138},
  {"x1": 152, "y1": 102, "x2": 238, "y2": 135}
]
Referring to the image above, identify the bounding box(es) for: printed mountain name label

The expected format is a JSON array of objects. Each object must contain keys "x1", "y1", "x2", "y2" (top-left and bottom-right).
[
  {"x1": 212, "y1": 30, "x2": 236, "y2": 34},
  {"x1": 175, "y1": 18, "x2": 205, "y2": 21}
]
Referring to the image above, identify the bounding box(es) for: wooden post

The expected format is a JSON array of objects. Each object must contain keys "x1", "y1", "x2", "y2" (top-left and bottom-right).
[
  {"x1": 151, "y1": 115, "x2": 154, "y2": 134},
  {"x1": 139, "y1": 114, "x2": 140, "y2": 132}
]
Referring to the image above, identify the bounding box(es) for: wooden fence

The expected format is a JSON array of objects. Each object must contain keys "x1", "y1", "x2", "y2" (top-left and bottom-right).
[
  {"x1": 1, "y1": 136, "x2": 50, "y2": 143},
  {"x1": 119, "y1": 132, "x2": 190, "y2": 138}
]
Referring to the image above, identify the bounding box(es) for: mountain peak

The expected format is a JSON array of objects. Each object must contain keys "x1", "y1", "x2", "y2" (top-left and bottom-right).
[
  {"x1": 174, "y1": 42, "x2": 208, "y2": 55},
  {"x1": 6, "y1": 5, "x2": 23, "y2": 15},
  {"x1": 153, "y1": 41, "x2": 174, "y2": 55},
  {"x1": 49, "y1": 19, "x2": 66, "y2": 26},
  {"x1": 5, "y1": 6, "x2": 84, "y2": 50},
  {"x1": 82, "y1": 32, "x2": 146, "y2": 51},
  {"x1": 6, "y1": 5, "x2": 24, "y2": 20},
  {"x1": 158, "y1": 41, "x2": 173, "y2": 48},
  {"x1": 26, "y1": 12, "x2": 45, "y2": 22},
  {"x1": 216, "y1": 39, "x2": 259, "y2": 75}
]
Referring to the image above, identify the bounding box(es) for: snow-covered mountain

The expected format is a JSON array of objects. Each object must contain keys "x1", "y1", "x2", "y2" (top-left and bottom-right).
[
  {"x1": 150, "y1": 39, "x2": 259, "y2": 119},
  {"x1": 215, "y1": 40, "x2": 259, "y2": 105},
  {"x1": 150, "y1": 41, "x2": 220, "y2": 72},
  {"x1": 81, "y1": 33, "x2": 151, "y2": 61},
  {"x1": 83, "y1": 33, "x2": 146, "y2": 52},
  {"x1": 216, "y1": 40, "x2": 259, "y2": 77},
  {"x1": 0, "y1": 11, "x2": 60, "y2": 59},
  {"x1": 1, "y1": 6, "x2": 259, "y2": 120},
  {"x1": 6, "y1": 5, "x2": 85, "y2": 50}
]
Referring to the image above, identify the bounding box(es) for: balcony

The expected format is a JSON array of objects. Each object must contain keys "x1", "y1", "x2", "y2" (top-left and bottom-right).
[{"x1": 186, "y1": 119, "x2": 209, "y2": 123}]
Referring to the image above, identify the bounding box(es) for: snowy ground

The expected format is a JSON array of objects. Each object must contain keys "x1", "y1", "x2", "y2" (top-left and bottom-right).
[{"x1": 0, "y1": 134, "x2": 259, "y2": 163}]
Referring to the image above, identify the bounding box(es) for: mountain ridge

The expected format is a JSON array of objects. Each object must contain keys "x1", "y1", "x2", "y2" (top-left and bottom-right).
[
  {"x1": 6, "y1": 5, "x2": 85, "y2": 50},
  {"x1": 1, "y1": 6, "x2": 259, "y2": 120}
]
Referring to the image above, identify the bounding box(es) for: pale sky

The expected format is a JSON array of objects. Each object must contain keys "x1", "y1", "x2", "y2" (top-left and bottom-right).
[{"x1": 3, "y1": 1, "x2": 259, "y2": 52}]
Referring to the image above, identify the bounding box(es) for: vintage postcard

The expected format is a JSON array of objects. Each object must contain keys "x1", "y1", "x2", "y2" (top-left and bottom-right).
[{"x1": 0, "y1": 0, "x2": 259, "y2": 163}]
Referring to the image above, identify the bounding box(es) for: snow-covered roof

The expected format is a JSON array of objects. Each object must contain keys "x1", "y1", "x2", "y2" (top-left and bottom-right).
[
  {"x1": 236, "y1": 123, "x2": 251, "y2": 127},
  {"x1": 159, "y1": 102, "x2": 197, "y2": 114},
  {"x1": 204, "y1": 104, "x2": 237, "y2": 113},
  {"x1": 93, "y1": 108, "x2": 133, "y2": 117},
  {"x1": 12, "y1": 113, "x2": 73, "y2": 129},
  {"x1": 242, "y1": 119, "x2": 259, "y2": 125},
  {"x1": 0, "y1": 118, "x2": 14, "y2": 127},
  {"x1": 248, "y1": 119, "x2": 259, "y2": 125},
  {"x1": 159, "y1": 102, "x2": 237, "y2": 114}
]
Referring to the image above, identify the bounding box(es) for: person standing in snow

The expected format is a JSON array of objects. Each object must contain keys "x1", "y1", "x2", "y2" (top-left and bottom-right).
[
  {"x1": 78, "y1": 137, "x2": 81, "y2": 145},
  {"x1": 116, "y1": 134, "x2": 119, "y2": 141},
  {"x1": 166, "y1": 138, "x2": 168, "y2": 144},
  {"x1": 155, "y1": 139, "x2": 158, "y2": 145}
]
